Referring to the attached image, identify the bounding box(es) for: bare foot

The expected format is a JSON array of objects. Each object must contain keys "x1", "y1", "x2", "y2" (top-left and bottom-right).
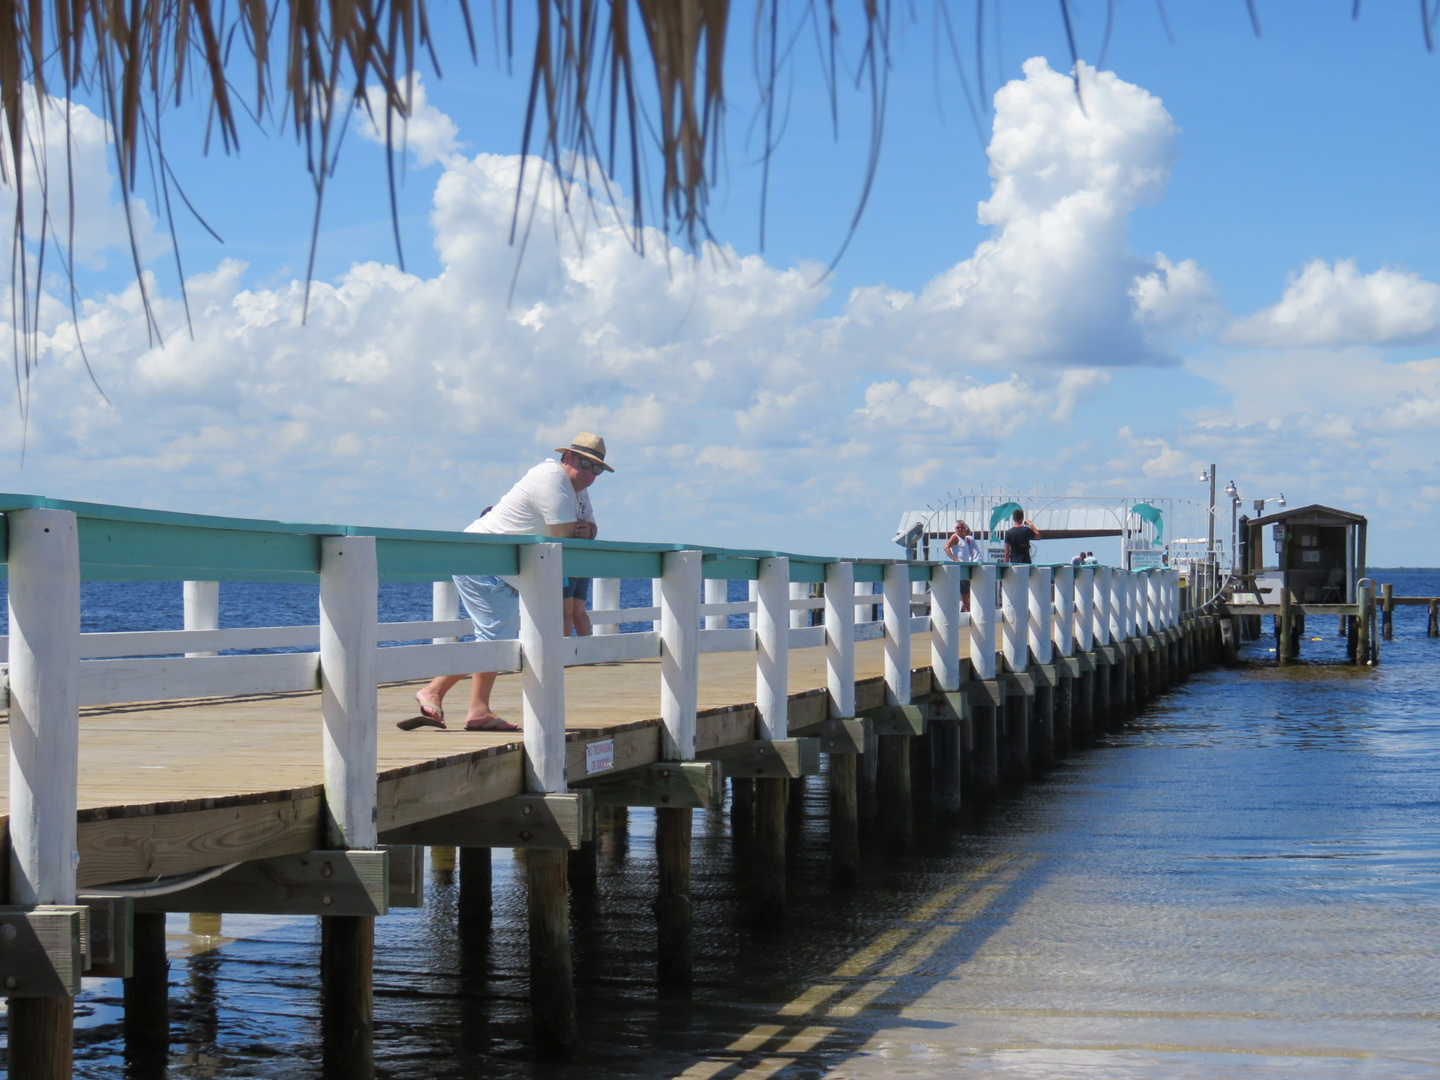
[
  {"x1": 414, "y1": 691, "x2": 446, "y2": 727},
  {"x1": 464, "y1": 712, "x2": 519, "y2": 732}
]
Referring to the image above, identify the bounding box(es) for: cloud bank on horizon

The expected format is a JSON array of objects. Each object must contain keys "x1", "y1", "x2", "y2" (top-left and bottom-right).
[{"x1": 2, "y1": 59, "x2": 1438, "y2": 559}]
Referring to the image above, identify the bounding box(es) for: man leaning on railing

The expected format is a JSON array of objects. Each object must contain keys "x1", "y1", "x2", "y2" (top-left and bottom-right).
[{"x1": 398, "y1": 432, "x2": 614, "y2": 733}]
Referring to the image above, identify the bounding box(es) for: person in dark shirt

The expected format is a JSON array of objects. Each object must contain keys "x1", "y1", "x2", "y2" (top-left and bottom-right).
[{"x1": 1003, "y1": 508, "x2": 1043, "y2": 563}]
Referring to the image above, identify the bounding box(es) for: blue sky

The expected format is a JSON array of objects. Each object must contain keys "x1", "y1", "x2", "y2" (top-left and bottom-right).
[{"x1": 2, "y1": 2, "x2": 1438, "y2": 565}]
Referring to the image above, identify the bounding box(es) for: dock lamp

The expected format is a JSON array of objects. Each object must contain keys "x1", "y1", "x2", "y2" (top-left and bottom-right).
[{"x1": 1225, "y1": 481, "x2": 1240, "y2": 573}]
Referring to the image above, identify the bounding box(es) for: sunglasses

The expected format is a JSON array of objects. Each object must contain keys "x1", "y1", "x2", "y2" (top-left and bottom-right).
[{"x1": 571, "y1": 456, "x2": 606, "y2": 475}]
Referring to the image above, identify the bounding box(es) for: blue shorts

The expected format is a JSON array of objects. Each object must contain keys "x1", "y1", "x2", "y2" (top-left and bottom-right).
[
  {"x1": 562, "y1": 577, "x2": 591, "y2": 602},
  {"x1": 453, "y1": 575, "x2": 520, "y2": 641}
]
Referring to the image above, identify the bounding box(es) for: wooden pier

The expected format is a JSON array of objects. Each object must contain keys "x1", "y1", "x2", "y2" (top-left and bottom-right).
[{"x1": 0, "y1": 494, "x2": 1227, "y2": 1078}]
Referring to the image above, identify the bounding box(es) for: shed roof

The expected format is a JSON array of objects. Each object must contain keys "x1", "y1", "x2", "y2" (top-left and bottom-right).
[{"x1": 1248, "y1": 503, "x2": 1367, "y2": 528}]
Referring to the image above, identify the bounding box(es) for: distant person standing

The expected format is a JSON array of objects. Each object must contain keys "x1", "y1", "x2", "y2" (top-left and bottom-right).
[
  {"x1": 944, "y1": 520, "x2": 982, "y2": 563},
  {"x1": 1003, "y1": 509, "x2": 1042, "y2": 564},
  {"x1": 944, "y1": 519, "x2": 982, "y2": 612}
]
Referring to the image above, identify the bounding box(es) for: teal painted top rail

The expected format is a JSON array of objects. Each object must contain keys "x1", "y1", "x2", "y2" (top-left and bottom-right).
[{"x1": 0, "y1": 492, "x2": 971, "y2": 585}]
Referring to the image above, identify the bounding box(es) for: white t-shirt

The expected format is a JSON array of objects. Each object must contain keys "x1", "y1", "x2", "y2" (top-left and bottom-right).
[
  {"x1": 949, "y1": 535, "x2": 983, "y2": 562},
  {"x1": 466, "y1": 460, "x2": 578, "y2": 536}
]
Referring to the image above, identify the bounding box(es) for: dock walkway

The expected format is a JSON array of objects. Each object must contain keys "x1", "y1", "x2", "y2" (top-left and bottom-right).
[{"x1": 0, "y1": 493, "x2": 1214, "y2": 1079}]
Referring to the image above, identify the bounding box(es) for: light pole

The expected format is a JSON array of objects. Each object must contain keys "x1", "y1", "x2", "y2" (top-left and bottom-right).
[
  {"x1": 1199, "y1": 463, "x2": 1217, "y2": 560},
  {"x1": 1225, "y1": 480, "x2": 1240, "y2": 575},
  {"x1": 1252, "y1": 493, "x2": 1287, "y2": 516}
]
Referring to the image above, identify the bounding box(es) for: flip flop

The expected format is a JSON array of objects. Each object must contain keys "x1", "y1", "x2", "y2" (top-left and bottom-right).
[
  {"x1": 397, "y1": 713, "x2": 446, "y2": 731},
  {"x1": 465, "y1": 716, "x2": 520, "y2": 732}
]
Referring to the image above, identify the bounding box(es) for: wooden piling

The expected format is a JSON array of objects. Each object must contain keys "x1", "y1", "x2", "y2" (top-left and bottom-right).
[
  {"x1": 968, "y1": 703, "x2": 1000, "y2": 799},
  {"x1": 321, "y1": 916, "x2": 375, "y2": 1079},
  {"x1": 753, "y1": 777, "x2": 789, "y2": 921},
  {"x1": 1073, "y1": 669, "x2": 1094, "y2": 746},
  {"x1": 1031, "y1": 683, "x2": 1055, "y2": 770},
  {"x1": 1279, "y1": 586, "x2": 1293, "y2": 666},
  {"x1": 931, "y1": 720, "x2": 964, "y2": 817},
  {"x1": 655, "y1": 807, "x2": 694, "y2": 989},
  {"x1": 730, "y1": 776, "x2": 755, "y2": 839},
  {"x1": 1356, "y1": 585, "x2": 1372, "y2": 666},
  {"x1": 1053, "y1": 676, "x2": 1073, "y2": 757},
  {"x1": 1093, "y1": 661, "x2": 1112, "y2": 733},
  {"x1": 876, "y1": 735, "x2": 914, "y2": 848},
  {"x1": 1429, "y1": 601, "x2": 1438, "y2": 638},
  {"x1": 828, "y1": 754, "x2": 860, "y2": 884},
  {"x1": 458, "y1": 847, "x2": 492, "y2": 926},
  {"x1": 8, "y1": 999, "x2": 74, "y2": 1080},
  {"x1": 122, "y1": 910, "x2": 169, "y2": 1065},
  {"x1": 1001, "y1": 689, "x2": 1030, "y2": 782},
  {"x1": 1382, "y1": 583, "x2": 1394, "y2": 640},
  {"x1": 525, "y1": 849, "x2": 577, "y2": 1058},
  {"x1": 597, "y1": 805, "x2": 629, "y2": 867}
]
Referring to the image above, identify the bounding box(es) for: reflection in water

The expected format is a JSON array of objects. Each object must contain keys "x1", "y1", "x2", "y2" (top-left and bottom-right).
[{"x1": 50, "y1": 570, "x2": 1440, "y2": 1078}]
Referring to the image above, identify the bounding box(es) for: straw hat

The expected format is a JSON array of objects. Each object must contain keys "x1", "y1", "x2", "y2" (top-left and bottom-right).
[{"x1": 555, "y1": 431, "x2": 614, "y2": 472}]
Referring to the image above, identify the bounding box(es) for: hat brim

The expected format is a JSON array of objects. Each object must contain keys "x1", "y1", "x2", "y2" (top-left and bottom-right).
[{"x1": 556, "y1": 446, "x2": 615, "y2": 472}]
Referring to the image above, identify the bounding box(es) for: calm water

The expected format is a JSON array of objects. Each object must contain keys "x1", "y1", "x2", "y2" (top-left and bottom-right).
[{"x1": 4, "y1": 571, "x2": 1439, "y2": 1078}]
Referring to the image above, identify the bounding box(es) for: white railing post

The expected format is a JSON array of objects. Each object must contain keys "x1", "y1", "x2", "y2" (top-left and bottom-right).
[
  {"x1": 1053, "y1": 565, "x2": 1075, "y2": 657},
  {"x1": 592, "y1": 578, "x2": 620, "y2": 636},
  {"x1": 1001, "y1": 565, "x2": 1030, "y2": 672},
  {"x1": 1094, "y1": 567, "x2": 1112, "y2": 646},
  {"x1": 1075, "y1": 566, "x2": 1095, "y2": 652},
  {"x1": 756, "y1": 557, "x2": 790, "y2": 738},
  {"x1": 856, "y1": 579, "x2": 875, "y2": 623},
  {"x1": 883, "y1": 562, "x2": 911, "y2": 706},
  {"x1": 970, "y1": 564, "x2": 998, "y2": 680},
  {"x1": 652, "y1": 577, "x2": 664, "y2": 631},
  {"x1": 825, "y1": 561, "x2": 857, "y2": 717},
  {"x1": 7, "y1": 508, "x2": 81, "y2": 906},
  {"x1": 184, "y1": 580, "x2": 220, "y2": 658},
  {"x1": 704, "y1": 577, "x2": 727, "y2": 631},
  {"x1": 930, "y1": 564, "x2": 963, "y2": 693},
  {"x1": 789, "y1": 581, "x2": 808, "y2": 629},
  {"x1": 748, "y1": 579, "x2": 760, "y2": 629},
  {"x1": 1146, "y1": 570, "x2": 1161, "y2": 634},
  {"x1": 432, "y1": 579, "x2": 460, "y2": 644},
  {"x1": 1109, "y1": 569, "x2": 1126, "y2": 644},
  {"x1": 660, "y1": 551, "x2": 702, "y2": 760},
  {"x1": 320, "y1": 535, "x2": 379, "y2": 849},
  {"x1": 1028, "y1": 566, "x2": 1053, "y2": 665},
  {"x1": 519, "y1": 543, "x2": 568, "y2": 792}
]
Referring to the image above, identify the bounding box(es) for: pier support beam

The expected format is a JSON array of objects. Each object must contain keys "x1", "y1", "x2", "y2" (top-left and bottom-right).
[
  {"x1": 1053, "y1": 675, "x2": 1073, "y2": 757},
  {"x1": 655, "y1": 808, "x2": 693, "y2": 989},
  {"x1": 828, "y1": 755, "x2": 860, "y2": 884},
  {"x1": 754, "y1": 778, "x2": 789, "y2": 920},
  {"x1": 1382, "y1": 583, "x2": 1394, "y2": 640},
  {"x1": 876, "y1": 736, "x2": 913, "y2": 848},
  {"x1": 525, "y1": 850, "x2": 576, "y2": 1057},
  {"x1": 123, "y1": 911, "x2": 169, "y2": 1066},
  {"x1": 458, "y1": 848, "x2": 492, "y2": 928},
  {"x1": 1031, "y1": 679, "x2": 1055, "y2": 770},
  {"x1": 321, "y1": 916, "x2": 374, "y2": 1079}
]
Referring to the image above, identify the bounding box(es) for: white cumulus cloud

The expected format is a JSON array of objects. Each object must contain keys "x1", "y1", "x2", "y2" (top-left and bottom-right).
[
  {"x1": 1225, "y1": 258, "x2": 1440, "y2": 348},
  {"x1": 844, "y1": 58, "x2": 1214, "y2": 370}
]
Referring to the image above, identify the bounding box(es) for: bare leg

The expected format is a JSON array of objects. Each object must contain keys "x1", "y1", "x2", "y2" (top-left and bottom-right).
[
  {"x1": 563, "y1": 600, "x2": 576, "y2": 638},
  {"x1": 572, "y1": 599, "x2": 592, "y2": 637}
]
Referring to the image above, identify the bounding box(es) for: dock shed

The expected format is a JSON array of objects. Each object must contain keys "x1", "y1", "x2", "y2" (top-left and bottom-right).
[{"x1": 1245, "y1": 504, "x2": 1367, "y2": 604}]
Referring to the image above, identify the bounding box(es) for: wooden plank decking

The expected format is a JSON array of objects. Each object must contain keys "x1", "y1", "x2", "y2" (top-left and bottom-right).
[{"x1": 0, "y1": 635, "x2": 938, "y2": 889}]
